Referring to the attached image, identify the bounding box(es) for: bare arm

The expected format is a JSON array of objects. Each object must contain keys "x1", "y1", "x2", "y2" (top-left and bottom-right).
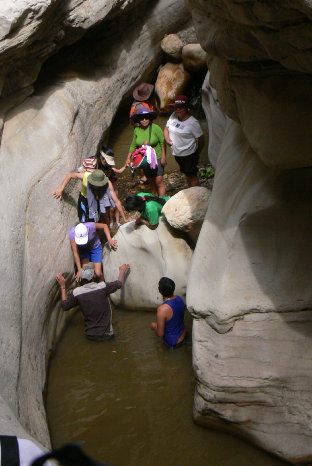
[
  {"x1": 112, "y1": 165, "x2": 127, "y2": 174},
  {"x1": 108, "y1": 180, "x2": 130, "y2": 223},
  {"x1": 118, "y1": 264, "x2": 130, "y2": 283},
  {"x1": 70, "y1": 239, "x2": 82, "y2": 282},
  {"x1": 160, "y1": 145, "x2": 166, "y2": 167},
  {"x1": 94, "y1": 222, "x2": 117, "y2": 250},
  {"x1": 126, "y1": 152, "x2": 132, "y2": 166},
  {"x1": 150, "y1": 304, "x2": 170, "y2": 338},
  {"x1": 164, "y1": 126, "x2": 172, "y2": 146},
  {"x1": 52, "y1": 172, "x2": 84, "y2": 199},
  {"x1": 135, "y1": 216, "x2": 158, "y2": 230},
  {"x1": 56, "y1": 273, "x2": 67, "y2": 301}
]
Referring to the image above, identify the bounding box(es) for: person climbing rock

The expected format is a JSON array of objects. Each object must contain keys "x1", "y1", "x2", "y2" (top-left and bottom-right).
[
  {"x1": 123, "y1": 192, "x2": 169, "y2": 230},
  {"x1": 56, "y1": 262, "x2": 130, "y2": 341},
  {"x1": 52, "y1": 153, "x2": 129, "y2": 226},
  {"x1": 150, "y1": 277, "x2": 186, "y2": 348},
  {"x1": 69, "y1": 221, "x2": 117, "y2": 282}
]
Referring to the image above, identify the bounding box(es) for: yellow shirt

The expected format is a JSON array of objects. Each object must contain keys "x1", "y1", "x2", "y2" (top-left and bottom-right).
[{"x1": 81, "y1": 171, "x2": 91, "y2": 198}]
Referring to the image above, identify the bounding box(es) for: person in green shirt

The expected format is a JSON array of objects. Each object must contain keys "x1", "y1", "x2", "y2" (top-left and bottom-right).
[
  {"x1": 126, "y1": 107, "x2": 166, "y2": 196},
  {"x1": 124, "y1": 192, "x2": 169, "y2": 230}
]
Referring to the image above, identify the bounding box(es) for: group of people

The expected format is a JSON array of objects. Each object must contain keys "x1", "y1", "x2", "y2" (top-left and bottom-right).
[{"x1": 54, "y1": 83, "x2": 205, "y2": 349}]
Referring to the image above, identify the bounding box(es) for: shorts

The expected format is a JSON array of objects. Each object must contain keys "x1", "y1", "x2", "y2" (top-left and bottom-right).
[
  {"x1": 79, "y1": 244, "x2": 102, "y2": 263},
  {"x1": 175, "y1": 151, "x2": 199, "y2": 177},
  {"x1": 143, "y1": 161, "x2": 164, "y2": 178}
]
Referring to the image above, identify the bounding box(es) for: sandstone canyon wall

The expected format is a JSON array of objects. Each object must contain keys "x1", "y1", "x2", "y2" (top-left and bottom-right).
[
  {"x1": 0, "y1": 0, "x2": 191, "y2": 447},
  {"x1": 186, "y1": 0, "x2": 312, "y2": 463}
]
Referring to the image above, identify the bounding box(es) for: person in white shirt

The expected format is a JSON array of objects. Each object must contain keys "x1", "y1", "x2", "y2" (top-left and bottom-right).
[{"x1": 164, "y1": 95, "x2": 204, "y2": 187}]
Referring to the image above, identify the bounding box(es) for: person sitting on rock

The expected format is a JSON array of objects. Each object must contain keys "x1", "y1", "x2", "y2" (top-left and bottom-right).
[
  {"x1": 150, "y1": 277, "x2": 186, "y2": 348},
  {"x1": 123, "y1": 192, "x2": 169, "y2": 230},
  {"x1": 56, "y1": 262, "x2": 130, "y2": 342},
  {"x1": 69, "y1": 222, "x2": 117, "y2": 282}
]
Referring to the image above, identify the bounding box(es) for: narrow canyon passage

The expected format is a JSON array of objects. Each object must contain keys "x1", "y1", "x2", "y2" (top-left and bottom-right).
[{"x1": 46, "y1": 310, "x2": 287, "y2": 466}]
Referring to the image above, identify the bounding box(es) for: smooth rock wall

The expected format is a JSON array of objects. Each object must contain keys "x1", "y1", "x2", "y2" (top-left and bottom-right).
[
  {"x1": 187, "y1": 120, "x2": 312, "y2": 462},
  {"x1": 0, "y1": 0, "x2": 190, "y2": 446}
]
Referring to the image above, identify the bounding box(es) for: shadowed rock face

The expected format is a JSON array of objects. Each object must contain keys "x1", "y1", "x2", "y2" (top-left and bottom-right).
[
  {"x1": 0, "y1": 0, "x2": 191, "y2": 448},
  {"x1": 186, "y1": 0, "x2": 312, "y2": 169},
  {"x1": 186, "y1": 1, "x2": 312, "y2": 462}
]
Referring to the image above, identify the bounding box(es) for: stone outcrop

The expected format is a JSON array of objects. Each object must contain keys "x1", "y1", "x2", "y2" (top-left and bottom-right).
[
  {"x1": 155, "y1": 62, "x2": 191, "y2": 112},
  {"x1": 0, "y1": 0, "x2": 191, "y2": 448},
  {"x1": 182, "y1": 43, "x2": 207, "y2": 72},
  {"x1": 162, "y1": 187, "x2": 211, "y2": 243},
  {"x1": 161, "y1": 34, "x2": 183, "y2": 60},
  {"x1": 186, "y1": 0, "x2": 312, "y2": 462},
  {"x1": 103, "y1": 218, "x2": 193, "y2": 310}
]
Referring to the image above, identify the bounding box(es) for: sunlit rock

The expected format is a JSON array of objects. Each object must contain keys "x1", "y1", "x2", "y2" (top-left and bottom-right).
[
  {"x1": 155, "y1": 62, "x2": 191, "y2": 112},
  {"x1": 187, "y1": 120, "x2": 312, "y2": 463},
  {"x1": 103, "y1": 218, "x2": 193, "y2": 310},
  {"x1": 162, "y1": 187, "x2": 211, "y2": 243},
  {"x1": 161, "y1": 33, "x2": 183, "y2": 60}
]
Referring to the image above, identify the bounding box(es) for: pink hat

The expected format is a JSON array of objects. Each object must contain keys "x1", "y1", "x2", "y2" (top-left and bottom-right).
[
  {"x1": 132, "y1": 83, "x2": 154, "y2": 102},
  {"x1": 169, "y1": 95, "x2": 188, "y2": 107}
]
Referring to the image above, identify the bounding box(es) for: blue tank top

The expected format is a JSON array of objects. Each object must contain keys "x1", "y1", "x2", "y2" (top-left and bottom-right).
[{"x1": 163, "y1": 296, "x2": 185, "y2": 347}]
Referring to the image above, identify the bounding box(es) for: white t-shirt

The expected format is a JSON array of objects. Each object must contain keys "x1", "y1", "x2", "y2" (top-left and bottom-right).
[{"x1": 166, "y1": 113, "x2": 203, "y2": 157}]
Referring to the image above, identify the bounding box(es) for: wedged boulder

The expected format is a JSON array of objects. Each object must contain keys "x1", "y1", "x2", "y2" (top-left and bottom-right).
[
  {"x1": 103, "y1": 218, "x2": 193, "y2": 310},
  {"x1": 161, "y1": 34, "x2": 183, "y2": 60},
  {"x1": 162, "y1": 187, "x2": 211, "y2": 243},
  {"x1": 182, "y1": 43, "x2": 207, "y2": 72},
  {"x1": 187, "y1": 120, "x2": 312, "y2": 463},
  {"x1": 155, "y1": 62, "x2": 191, "y2": 112}
]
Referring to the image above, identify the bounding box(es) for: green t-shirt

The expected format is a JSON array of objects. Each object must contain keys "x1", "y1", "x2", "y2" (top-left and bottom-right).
[
  {"x1": 129, "y1": 123, "x2": 165, "y2": 159},
  {"x1": 138, "y1": 192, "x2": 169, "y2": 225}
]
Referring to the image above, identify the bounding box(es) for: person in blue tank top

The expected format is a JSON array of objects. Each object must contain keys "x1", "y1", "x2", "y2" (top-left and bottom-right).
[{"x1": 150, "y1": 277, "x2": 186, "y2": 348}]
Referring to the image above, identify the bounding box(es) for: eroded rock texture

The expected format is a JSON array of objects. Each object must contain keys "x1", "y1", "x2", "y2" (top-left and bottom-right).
[
  {"x1": 103, "y1": 218, "x2": 193, "y2": 310},
  {"x1": 0, "y1": 0, "x2": 191, "y2": 447},
  {"x1": 186, "y1": 0, "x2": 312, "y2": 462}
]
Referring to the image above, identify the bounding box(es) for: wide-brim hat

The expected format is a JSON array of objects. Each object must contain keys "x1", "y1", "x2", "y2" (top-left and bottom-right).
[
  {"x1": 100, "y1": 150, "x2": 115, "y2": 166},
  {"x1": 169, "y1": 94, "x2": 188, "y2": 107},
  {"x1": 75, "y1": 223, "x2": 88, "y2": 245},
  {"x1": 88, "y1": 169, "x2": 109, "y2": 187},
  {"x1": 132, "y1": 106, "x2": 158, "y2": 123},
  {"x1": 133, "y1": 83, "x2": 154, "y2": 102}
]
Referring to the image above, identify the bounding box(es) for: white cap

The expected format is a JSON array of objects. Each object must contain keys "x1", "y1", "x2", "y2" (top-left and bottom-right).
[{"x1": 74, "y1": 223, "x2": 88, "y2": 245}]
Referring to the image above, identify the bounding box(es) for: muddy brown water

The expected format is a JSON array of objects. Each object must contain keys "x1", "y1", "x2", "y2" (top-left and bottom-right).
[
  {"x1": 46, "y1": 110, "x2": 287, "y2": 465},
  {"x1": 46, "y1": 310, "x2": 286, "y2": 466}
]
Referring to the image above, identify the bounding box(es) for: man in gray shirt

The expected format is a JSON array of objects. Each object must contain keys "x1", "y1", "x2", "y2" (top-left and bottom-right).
[{"x1": 56, "y1": 263, "x2": 130, "y2": 341}]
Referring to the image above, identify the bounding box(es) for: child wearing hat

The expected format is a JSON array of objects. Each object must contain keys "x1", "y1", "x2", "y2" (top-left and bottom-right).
[{"x1": 69, "y1": 221, "x2": 117, "y2": 282}]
